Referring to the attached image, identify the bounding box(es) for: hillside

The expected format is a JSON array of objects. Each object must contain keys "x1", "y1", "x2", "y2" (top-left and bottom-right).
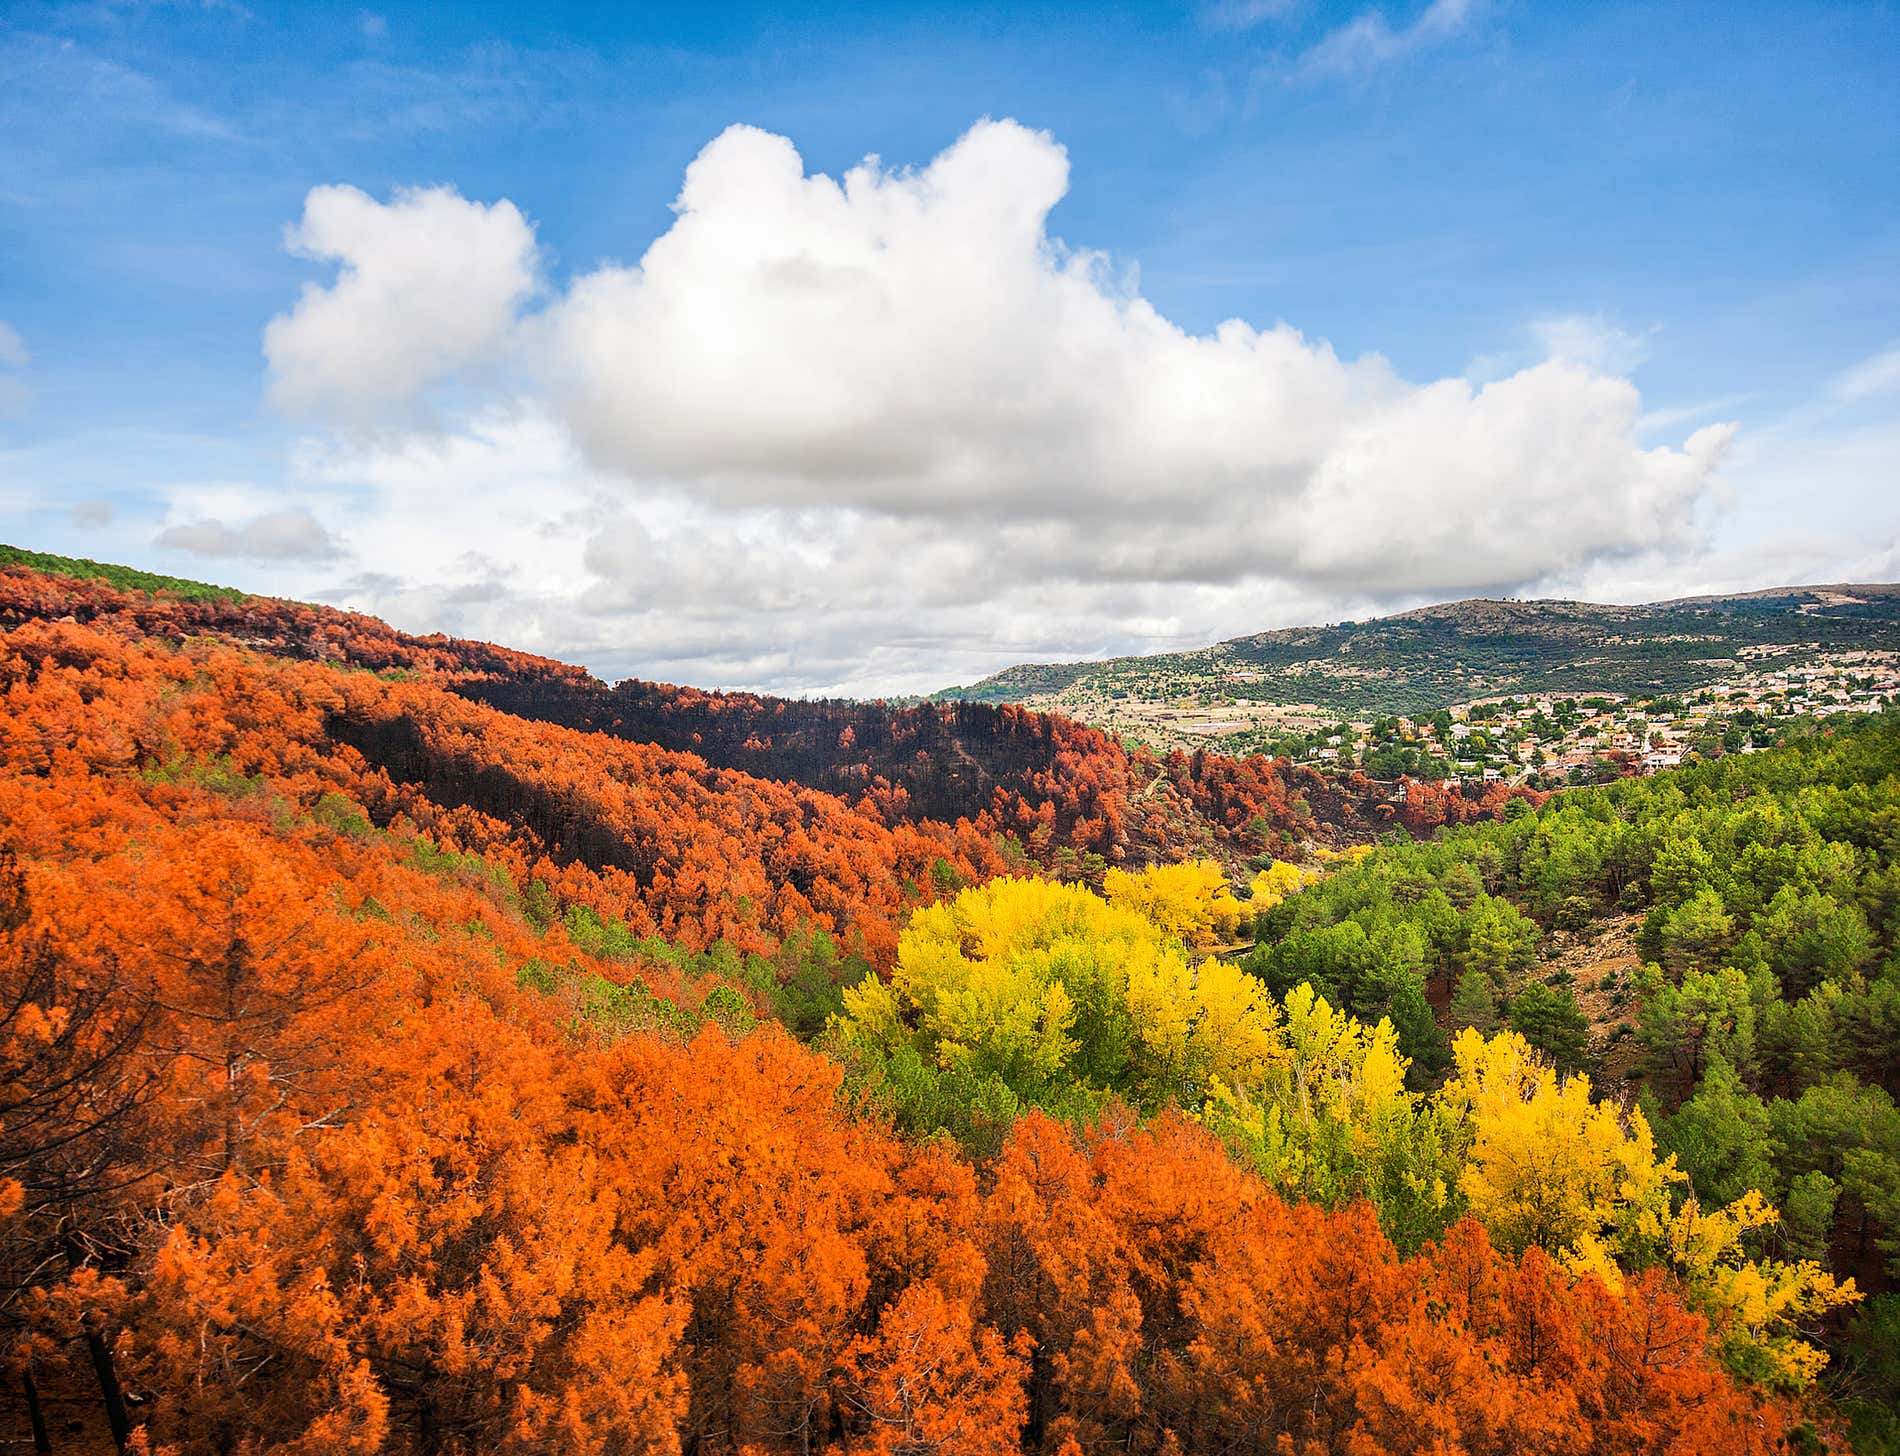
[
  {"x1": 0, "y1": 549, "x2": 1535, "y2": 875},
  {"x1": 1, "y1": 544, "x2": 1887, "y2": 1454},
  {"x1": 937, "y1": 585, "x2": 1900, "y2": 741}
]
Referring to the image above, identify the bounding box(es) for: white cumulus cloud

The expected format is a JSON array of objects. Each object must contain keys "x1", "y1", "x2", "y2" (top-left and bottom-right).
[
  {"x1": 252, "y1": 117, "x2": 1743, "y2": 692},
  {"x1": 543, "y1": 119, "x2": 1727, "y2": 596},
  {"x1": 264, "y1": 184, "x2": 538, "y2": 419}
]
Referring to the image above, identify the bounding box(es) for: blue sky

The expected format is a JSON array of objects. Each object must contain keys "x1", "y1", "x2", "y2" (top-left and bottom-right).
[{"x1": 2, "y1": 0, "x2": 1897, "y2": 693}]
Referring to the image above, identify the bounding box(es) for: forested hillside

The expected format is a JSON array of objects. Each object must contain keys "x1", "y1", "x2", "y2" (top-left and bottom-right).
[
  {"x1": 1237, "y1": 719, "x2": 1900, "y2": 1444},
  {"x1": 3, "y1": 550, "x2": 1894, "y2": 1454},
  {"x1": 0, "y1": 551, "x2": 1526, "y2": 872}
]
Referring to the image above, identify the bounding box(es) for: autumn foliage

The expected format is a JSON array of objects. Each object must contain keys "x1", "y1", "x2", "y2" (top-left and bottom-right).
[
  {"x1": 0, "y1": 561, "x2": 1824, "y2": 1454},
  {"x1": 0, "y1": 560, "x2": 1519, "y2": 882}
]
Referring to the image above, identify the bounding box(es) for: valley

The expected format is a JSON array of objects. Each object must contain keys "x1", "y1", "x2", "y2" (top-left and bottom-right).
[{"x1": 4, "y1": 546, "x2": 1898, "y2": 1455}]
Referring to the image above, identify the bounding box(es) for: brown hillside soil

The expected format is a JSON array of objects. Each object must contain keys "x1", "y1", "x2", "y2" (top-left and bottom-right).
[{"x1": 1525, "y1": 911, "x2": 1648, "y2": 1090}]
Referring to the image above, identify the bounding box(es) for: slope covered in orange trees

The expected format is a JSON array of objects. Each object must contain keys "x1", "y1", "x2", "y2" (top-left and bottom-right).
[
  {"x1": 0, "y1": 614, "x2": 999, "y2": 964},
  {"x1": 0, "y1": 570, "x2": 1832, "y2": 1454},
  {"x1": 0, "y1": 785, "x2": 1811, "y2": 1453},
  {"x1": 0, "y1": 556, "x2": 1530, "y2": 876}
]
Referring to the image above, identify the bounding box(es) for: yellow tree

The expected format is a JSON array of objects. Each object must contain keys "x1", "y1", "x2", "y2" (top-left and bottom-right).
[
  {"x1": 1102, "y1": 860, "x2": 1243, "y2": 947},
  {"x1": 840, "y1": 877, "x2": 1130, "y2": 1093},
  {"x1": 1122, "y1": 948, "x2": 1282, "y2": 1106},
  {"x1": 1663, "y1": 1189, "x2": 1859, "y2": 1390},
  {"x1": 836, "y1": 875, "x2": 1283, "y2": 1115},
  {"x1": 1201, "y1": 984, "x2": 1460, "y2": 1252},
  {"x1": 1246, "y1": 859, "x2": 1318, "y2": 914},
  {"x1": 1440, "y1": 1027, "x2": 1679, "y2": 1267}
]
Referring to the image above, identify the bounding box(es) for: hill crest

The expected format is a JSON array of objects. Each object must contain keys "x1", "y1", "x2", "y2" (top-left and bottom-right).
[{"x1": 937, "y1": 584, "x2": 1900, "y2": 723}]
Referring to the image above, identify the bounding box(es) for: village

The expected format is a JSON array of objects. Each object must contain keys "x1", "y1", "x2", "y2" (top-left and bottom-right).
[{"x1": 1282, "y1": 648, "x2": 1900, "y2": 790}]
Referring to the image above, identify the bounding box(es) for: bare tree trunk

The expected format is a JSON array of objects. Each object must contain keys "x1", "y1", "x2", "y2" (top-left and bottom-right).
[
  {"x1": 81, "y1": 1311, "x2": 130, "y2": 1452},
  {"x1": 417, "y1": 1377, "x2": 441, "y2": 1456},
  {"x1": 23, "y1": 1362, "x2": 53, "y2": 1454}
]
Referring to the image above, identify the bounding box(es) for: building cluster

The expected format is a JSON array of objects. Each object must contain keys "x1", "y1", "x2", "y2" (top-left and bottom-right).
[{"x1": 1280, "y1": 651, "x2": 1900, "y2": 789}]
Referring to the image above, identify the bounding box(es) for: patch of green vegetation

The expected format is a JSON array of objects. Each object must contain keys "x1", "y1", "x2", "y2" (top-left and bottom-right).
[
  {"x1": 573, "y1": 972, "x2": 721, "y2": 1037},
  {"x1": 140, "y1": 752, "x2": 267, "y2": 797},
  {"x1": 309, "y1": 790, "x2": 373, "y2": 838},
  {"x1": 560, "y1": 905, "x2": 871, "y2": 1037},
  {"x1": 513, "y1": 953, "x2": 760, "y2": 1041},
  {"x1": 1246, "y1": 708, "x2": 1900, "y2": 1417},
  {"x1": 1, "y1": 543, "x2": 248, "y2": 603},
  {"x1": 406, "y1": 836, "x2": 522, "y2": 918}
]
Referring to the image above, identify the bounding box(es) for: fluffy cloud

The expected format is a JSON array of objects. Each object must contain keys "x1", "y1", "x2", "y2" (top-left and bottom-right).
[
  {"x1": 247, "y1": 403, "x2": 1355, "y2": 695},
  {"x1": 544, "y1": 120, "x2": 1726, "y2": 596},
  {"x1": 157, "y1": 507, "x2": 343, "y2": 561},
  {"x1": 264, "y1": 185, "x2": 537, "y2": 419},
  {"x1": 253, "y1": 117, "x2": 1743, "y2": 693}
]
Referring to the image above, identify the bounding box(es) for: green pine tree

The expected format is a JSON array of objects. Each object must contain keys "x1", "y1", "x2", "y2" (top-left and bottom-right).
[
  {"x1": 1509, "y1": 982, "x2": 1592, "y2": 1074},
  {"x1": 1449, "y1": 968, "x2": 1499, "y2": 1034}
]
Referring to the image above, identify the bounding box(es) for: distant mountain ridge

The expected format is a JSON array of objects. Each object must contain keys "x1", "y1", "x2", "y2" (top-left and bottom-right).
[{"x1": 935, "y1": 584, "x2": 1900, "y2": 718}]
